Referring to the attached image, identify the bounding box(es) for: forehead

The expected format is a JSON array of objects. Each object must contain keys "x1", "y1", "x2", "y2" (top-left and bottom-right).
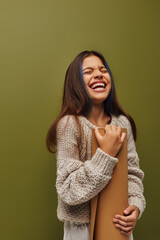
[{"x1": 82, "y1": 55, "x2": 104, "y2": 68}]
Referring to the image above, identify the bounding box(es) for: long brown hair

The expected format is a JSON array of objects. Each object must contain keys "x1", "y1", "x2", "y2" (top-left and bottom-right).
[{"x1": 46, "y1": 50, "x2": 137, "y2": 153}]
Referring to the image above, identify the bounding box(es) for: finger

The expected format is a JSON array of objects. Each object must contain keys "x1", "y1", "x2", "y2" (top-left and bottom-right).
[
  {"x1": 94, "y1": 128, "x2": 103, "y2": 142},
  {"x1": 110, "y1": 125, "x2": 118, "y2": 131},
  {"x1": 114, "y1": 214, "x2": 134, "y2": 222},
  {"x1": 115, "y1": 223, "x2": 133, "y2": 232},
  {"x1": 124, "y1": 205, "x2": 135, "y2": 215},
  {"x1": 104, "y1": 124, "x2": 112, "y2": 132},
  {"x1": 113, "y1": 218, "x2": 134, "y2": 227},
  {"x1": 116, "y1": 126, "x2": 122, "y2": 135},
  {"x1": 119, "y1": 132, "x2": 126, "y2": 143},
  {"x1": 121, "y1": 229, "x2": 133, "y2": 236}
]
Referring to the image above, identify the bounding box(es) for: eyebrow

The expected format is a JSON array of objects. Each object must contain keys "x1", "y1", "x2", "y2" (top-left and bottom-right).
[{"x1": 82, "y1": 66, "x2": 106, "y2": 71}]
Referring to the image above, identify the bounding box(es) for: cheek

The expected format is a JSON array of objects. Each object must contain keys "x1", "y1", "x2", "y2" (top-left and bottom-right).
[
  {"x1": 83, "y1": 76, "x2": 90, "y2": 87},
  {"x1": 105, "y1": 73, "x2": 111, "y2": 82}
]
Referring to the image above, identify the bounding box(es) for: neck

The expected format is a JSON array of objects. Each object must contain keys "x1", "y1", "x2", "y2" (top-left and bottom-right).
[{"x1": 87, "y1": 104, "x2": 110, "y2": 127}]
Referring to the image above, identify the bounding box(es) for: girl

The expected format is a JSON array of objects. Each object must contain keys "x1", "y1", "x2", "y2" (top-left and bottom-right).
[{"x1": 46, "y1": 50, "x2": 146, "y2": 240}]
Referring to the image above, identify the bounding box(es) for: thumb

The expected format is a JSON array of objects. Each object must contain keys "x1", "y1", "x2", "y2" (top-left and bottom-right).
[
  {"x1": 94, "y1": 128, "x2": 103, "y2": 142},
  {"x1": 124, "y1": 205, "x2": 135, "y2": 215},
  {"x1": 121, "y1": 132, "x2": 126, "y2": 142}
]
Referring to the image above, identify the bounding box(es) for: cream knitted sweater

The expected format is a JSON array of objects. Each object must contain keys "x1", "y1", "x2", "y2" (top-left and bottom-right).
[{"x1": 55, "y1": 114, "x2": 146, "y2": 224}]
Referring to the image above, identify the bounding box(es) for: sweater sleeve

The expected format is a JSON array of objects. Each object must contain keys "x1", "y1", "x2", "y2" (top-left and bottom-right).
[
  {"x1": 55, "y1": 115, "x2": 118, "y2": 206},
  {"x1": 120, "y1": 116, "x2": 146, "y2": 219}
]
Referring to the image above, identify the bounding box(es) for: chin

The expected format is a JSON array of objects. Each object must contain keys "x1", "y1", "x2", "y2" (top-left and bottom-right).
[
  {"x1": 92, "y1": 98, "x2": 107, "y2": 105},
  {"x1": 90, "y1": 94, "x2": 109, "y2": 104}
]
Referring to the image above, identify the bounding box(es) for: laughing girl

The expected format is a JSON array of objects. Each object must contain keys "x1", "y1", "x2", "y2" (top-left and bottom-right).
[{"x1": 46, "y1": 50, "x2": 146, "y2": 240}]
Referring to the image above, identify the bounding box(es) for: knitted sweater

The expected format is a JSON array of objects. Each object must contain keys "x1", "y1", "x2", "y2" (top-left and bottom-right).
[{"x1": 55, "y1": 114, "x2": 146, "y2": 224}]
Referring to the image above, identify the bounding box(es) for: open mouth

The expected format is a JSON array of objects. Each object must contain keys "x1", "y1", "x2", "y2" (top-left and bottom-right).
[{"x1": 89, "y1": 81, "x2": 107, "y2": 90}]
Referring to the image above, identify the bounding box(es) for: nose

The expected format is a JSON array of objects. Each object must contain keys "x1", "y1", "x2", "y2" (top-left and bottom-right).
[{"x1": 93, "y1": 69, "x2": 103, "y2": 79}]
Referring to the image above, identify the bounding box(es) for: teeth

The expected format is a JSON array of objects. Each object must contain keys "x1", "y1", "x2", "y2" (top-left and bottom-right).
[{"x1": 91, "y1": 82, "x2": 106, "y2": 89}]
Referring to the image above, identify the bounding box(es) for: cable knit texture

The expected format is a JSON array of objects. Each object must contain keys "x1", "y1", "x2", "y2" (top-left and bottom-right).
[{"x1": 55, "y1": 114, "x2": 146, "y2": 224}]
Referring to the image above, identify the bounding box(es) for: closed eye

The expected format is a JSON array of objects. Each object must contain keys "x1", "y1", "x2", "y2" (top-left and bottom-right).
[
  {"x1": 100, "y1": 67, "x2": 108, "y2": 73},
  {"x1": 82, "y1": 66, "x2": 108, "y2": 74},
  {"x1": 83, "y1": 70, "x2": 93, "y2": 74}
]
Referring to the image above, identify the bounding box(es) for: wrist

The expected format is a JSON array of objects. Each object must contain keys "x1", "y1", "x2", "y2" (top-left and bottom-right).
[{"x1": 101, "y1": 147, "x2": 115, "y2": 157}]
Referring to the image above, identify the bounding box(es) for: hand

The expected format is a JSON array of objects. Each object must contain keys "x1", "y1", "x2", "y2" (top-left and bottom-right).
[
  {"x1": 94, "y1": 125, "x2": 126, "y2": 157},
  {"x1": 112, "y1": 205, "x2": 140, "y2": 236}
]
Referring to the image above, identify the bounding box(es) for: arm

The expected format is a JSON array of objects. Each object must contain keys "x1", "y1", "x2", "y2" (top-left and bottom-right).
[
  {"x1": 126, "y1": 117, "x2": 146, "y2": 219},
  {"x1": 113, "y1": 116, "x2": 146, "y2": 235},
  {"x1": 55, "y1": 115, "x2": 118, "y2": 206}
]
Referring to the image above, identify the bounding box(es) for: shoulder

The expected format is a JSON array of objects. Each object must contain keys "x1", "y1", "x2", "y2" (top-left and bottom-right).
[
  {"x1": 116, "y1": 115, "x2": 131, "y2": 127},
  {"x1": 56, "y1": 115, "x2": 80, "y2": 138},
  {"x1": 113, "y1": 114, "x2": 133, "y2": 136},
  {"x1": 57, "y1": 115, "x2": 77, "y2": 128}
]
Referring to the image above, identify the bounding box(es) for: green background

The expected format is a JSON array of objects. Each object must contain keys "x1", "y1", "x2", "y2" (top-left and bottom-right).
[{"x1": 0, "y1": 0, "x2": 159, "y2": 239}]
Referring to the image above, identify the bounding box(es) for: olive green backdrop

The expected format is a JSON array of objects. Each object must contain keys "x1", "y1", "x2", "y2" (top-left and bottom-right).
[{"x1": 0, "y1": 0, "x2": 159, "y2": 239}]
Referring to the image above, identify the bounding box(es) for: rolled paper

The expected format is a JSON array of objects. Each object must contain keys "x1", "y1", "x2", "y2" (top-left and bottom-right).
[{"x1": 90, "y1": 128, "x2": 129, "y2": 240}]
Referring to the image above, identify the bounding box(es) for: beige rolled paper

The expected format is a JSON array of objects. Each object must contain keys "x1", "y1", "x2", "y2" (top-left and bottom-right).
[{"x1": 90, "y1": 128, "x2": 129, "y2": 240}]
